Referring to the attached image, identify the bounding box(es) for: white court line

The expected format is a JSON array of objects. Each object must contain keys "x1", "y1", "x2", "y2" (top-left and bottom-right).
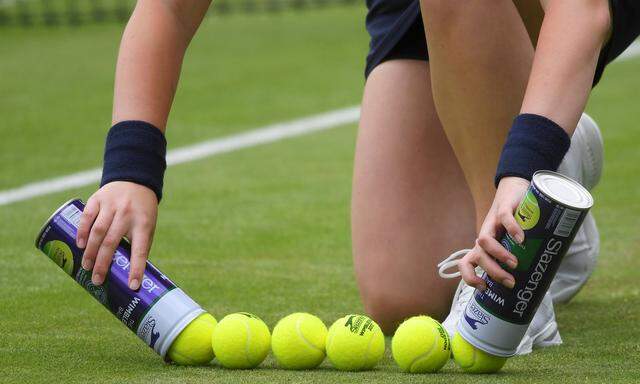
[
  {"x1": 0, "y1": 107, "x2": 360, "y2": 206},
  {"x1": 2, "y1": 41, "x2": 640, "y2": 207}
]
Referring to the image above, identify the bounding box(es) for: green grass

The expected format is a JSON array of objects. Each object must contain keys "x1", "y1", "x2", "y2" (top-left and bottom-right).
[
  {"x1": 1, "y1": 7, "x2": 640, "y2": 383},
  {"x1": 0, "y1": 6, "x2": 366, "y2": 188},
  {"x1": 0, "y1": 0, "x2": 345, "y2": 25}
]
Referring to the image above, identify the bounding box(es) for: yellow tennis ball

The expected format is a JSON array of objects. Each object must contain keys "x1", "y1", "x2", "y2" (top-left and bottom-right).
[
  {"x1": 451, "y1": 333, "x2": 507, "y2": 373},
  {"x1": 392, "y1": 316, "x2": 451, "y2": 373},
  {"x1": 167, "y1": 312, "x2": 217, "y2": 365},
  {"x1": 211, "y1": 312, "x2": 271, "y2": 369},
  {"x1": 326, "y1": 314, "x2": 385, "y2": 371},
  {"x1": 271, "y1": 312, "x2": 328, "y2": 370}
]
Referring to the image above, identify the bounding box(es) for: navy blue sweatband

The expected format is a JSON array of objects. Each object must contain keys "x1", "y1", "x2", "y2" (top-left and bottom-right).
[
  {"x1": 495, "y1": 114, "x2": 571, "y2": 187},
  {"x1": 100, "y1": 121, "x2": 167, "y2": 202}
]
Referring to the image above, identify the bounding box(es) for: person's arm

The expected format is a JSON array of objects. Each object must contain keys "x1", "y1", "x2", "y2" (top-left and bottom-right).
[
  {"x1": 458, "y1": 0, "x2": 612, "y2": 290},
  {"x1": 520, "y1": 0, "x2": 611, "y2": 133},
  {"x1": 76, "y1": 0, "x2": 211, "y2": 290},
  {"x1": 112, "y1": 0, "x2": 210, "y2": 129}
]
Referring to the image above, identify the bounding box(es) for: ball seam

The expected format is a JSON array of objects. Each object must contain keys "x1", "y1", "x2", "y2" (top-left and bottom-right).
[
  {"x1": 295, "y1": 315, "x2": 324, "y2": 354},
  {"x1": 407, "y1": 324, "x2": 438, "y2": 373}
]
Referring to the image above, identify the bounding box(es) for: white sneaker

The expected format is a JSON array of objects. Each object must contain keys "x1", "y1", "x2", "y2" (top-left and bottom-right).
[
  {"x1": 553, "y1": 113, "x2": 603, "y2": 303},
  {"x1": 438, "y1": 251, "x2": 562, "y2": 355}
]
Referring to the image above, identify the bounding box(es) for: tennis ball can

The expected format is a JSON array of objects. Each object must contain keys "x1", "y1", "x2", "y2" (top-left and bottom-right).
[
  {"x1": 35, "y1": 198, "x2": 205, "y2": 359},
  {"x1": 458, "y1": 171, "x2": 593, "y2": 357}
]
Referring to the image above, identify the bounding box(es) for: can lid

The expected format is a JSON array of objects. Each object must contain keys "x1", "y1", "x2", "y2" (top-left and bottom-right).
[{"x1": 532, "y1": 171, "x2": 593, "y2": 209}]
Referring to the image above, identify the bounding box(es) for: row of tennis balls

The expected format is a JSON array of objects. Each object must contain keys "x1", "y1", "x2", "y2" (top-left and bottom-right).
[{"x1": 167, "y1": 311, "x2": 507, "y2": 373}]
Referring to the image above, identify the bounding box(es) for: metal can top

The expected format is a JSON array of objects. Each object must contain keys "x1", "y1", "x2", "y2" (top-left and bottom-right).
[{"x1": 532, "y1": 171, "x2": 593, "y2": 210}]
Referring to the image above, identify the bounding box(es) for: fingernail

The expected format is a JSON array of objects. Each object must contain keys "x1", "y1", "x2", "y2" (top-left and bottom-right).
[
  {"x1": 82, "y1": 257, "x2": 93, "y2": 270},
  {"x1": 92, "y1": 273, "x2": 103, "y2": 286},
  {"x1": 129, "y1": 279, "x2": 140, "y2": 290},
  {"x1": 515, "y1": 233, "x2": 525, "y2": 244},
  {"x1": 502, "y1": 278, "x2": 515, "y2": 289},
  {"x1": 507, "y1": 259, "x2": 518, "y2": 269},
  {"x1": 77, "y1": 238, "x2": 85, "y2": 249}
]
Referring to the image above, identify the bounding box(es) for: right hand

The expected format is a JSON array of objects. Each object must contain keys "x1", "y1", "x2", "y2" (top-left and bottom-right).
[
  {"x1": 457, "y1": 177, "x2": 529, "y2": 291},
  {"x1": 76, "y1": 181, "x2": 158, "y2": 290}
]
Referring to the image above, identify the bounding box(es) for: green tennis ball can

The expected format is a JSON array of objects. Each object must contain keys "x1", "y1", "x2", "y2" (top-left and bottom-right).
[{"x1": 458, "y1": 171, "x2": 593, "y2": 359}]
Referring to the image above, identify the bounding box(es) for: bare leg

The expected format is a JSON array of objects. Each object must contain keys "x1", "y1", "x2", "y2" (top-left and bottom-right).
[
  {"x1": 352, "y1": 60, "x2": 476, "y2": 334},
  {"x1": 419, "y1": 0, "x2": 535, "y2": 224}
]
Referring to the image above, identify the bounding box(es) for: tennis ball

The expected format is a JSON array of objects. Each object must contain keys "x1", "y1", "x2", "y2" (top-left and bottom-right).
[
  {"x1": 212, "y1": 312, "x2": 271, "y2": 369},
  {"x1": 43, "y1": 240, "x2": 74, "y2": 275},
  {"x1": 392, "y1": 316, "x2": 451, "y2": 373},
  {"x1": 326, "y1": 314, "x2": 385, "y2": 371},
  {"x1": 167, "y1": 312, "x2": 217, "y2": 365},
  {"x1": 451, "y1": 333, "x2": 507, "y2": 373},
  {"x1": 271, "y1": 312, "x2": 328, "y2": 369}
]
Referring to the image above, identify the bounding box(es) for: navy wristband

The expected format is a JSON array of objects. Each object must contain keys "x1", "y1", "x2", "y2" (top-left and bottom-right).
[
  {"x1": 495, "y1": 114, "x2": 571, "y2": 187},
  {"x1": 100, "y1": 121, "x2": 167, "y2": 202}
]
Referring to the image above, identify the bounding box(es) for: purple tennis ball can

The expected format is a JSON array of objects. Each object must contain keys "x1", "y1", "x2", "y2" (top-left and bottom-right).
[{"x1": 35, "y1": 199, "x2": 205, "y2": 359}]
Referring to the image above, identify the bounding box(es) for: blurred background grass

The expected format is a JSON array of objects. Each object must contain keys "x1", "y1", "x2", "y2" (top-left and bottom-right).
[
  {"x1": 0, "y1": 5, "x2": 367, "y2": 188},
  {"x1": 0, "y1": 0, "x2": 358, "y2": 26}
]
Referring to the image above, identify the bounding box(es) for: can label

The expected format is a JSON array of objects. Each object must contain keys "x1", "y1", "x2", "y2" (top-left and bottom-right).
[
  {"x1": 35, "y1": 199, "x2": 204, "y2": 357},
  {"x1": 458, "y1": 177, "x2": 590, "y2": 356}
]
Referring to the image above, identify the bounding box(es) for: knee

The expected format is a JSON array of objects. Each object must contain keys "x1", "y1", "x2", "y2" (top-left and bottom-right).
[
  {"x1": 362, "y1": 290, "x2": 411, "y2": 335},
  {"x1": 361, "y1": 288, "x2": 450, "y2": 335}
]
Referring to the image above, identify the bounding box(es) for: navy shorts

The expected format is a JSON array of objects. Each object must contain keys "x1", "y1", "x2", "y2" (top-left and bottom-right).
[{"x1": 365, "y1": 0, "x2": 640, "y2": 86}]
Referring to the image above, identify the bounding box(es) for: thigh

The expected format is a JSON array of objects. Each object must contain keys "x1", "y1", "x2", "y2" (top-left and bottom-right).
[{"x1": 352, "y1": 59, "x2": 476, "y2": 333}]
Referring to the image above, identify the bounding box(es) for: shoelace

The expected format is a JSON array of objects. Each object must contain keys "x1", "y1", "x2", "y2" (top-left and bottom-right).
[
  {"x1": 437, "y1": 249, "x2": 472, "y2": 279},
  {"x1": 437, "y1": 249, "x2": 477, "y2": 319}
]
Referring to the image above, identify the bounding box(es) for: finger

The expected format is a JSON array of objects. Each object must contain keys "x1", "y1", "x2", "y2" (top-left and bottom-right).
[
  {"x1": 92, "y1": 213, "x2": 129, "y2": 286},
  {"x1": 128, "y1": 225, "x2": 153, "y2": 290},
  {"x1": 478, "y1": 212, "x2": 499, "y2": 238},
  {"x1": 459, "y1": 250, "x2": 487, "y2": 291},
  {"x1": 81, "y1": 207, "x2": 115, "y2": 272},
  {"x1": 475, "y1": 248, "x2": 515, "y2": 289},
  {"x1": 477, "y1": 236, "x2": 518, "y2": 269},
  {"x1": 499, "y1": 209, "x2": 525, "y2": 244},
  {"x1": 77, "y1": 198, "x2": 99, "y2": 249}
]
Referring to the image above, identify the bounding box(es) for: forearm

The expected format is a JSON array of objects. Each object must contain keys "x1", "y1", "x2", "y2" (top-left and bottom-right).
[
  {"x1": 520, "y1": 0, "x2": 611, "y2": 134},
  {"x1": 112, "y1": 0, "x2": 210, "y2": 131}
]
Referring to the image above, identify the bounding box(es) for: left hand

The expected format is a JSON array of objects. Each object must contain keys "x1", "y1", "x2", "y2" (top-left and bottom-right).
[{"x1": 458, "y1": 177, "x2": 530, "y2": 291}]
